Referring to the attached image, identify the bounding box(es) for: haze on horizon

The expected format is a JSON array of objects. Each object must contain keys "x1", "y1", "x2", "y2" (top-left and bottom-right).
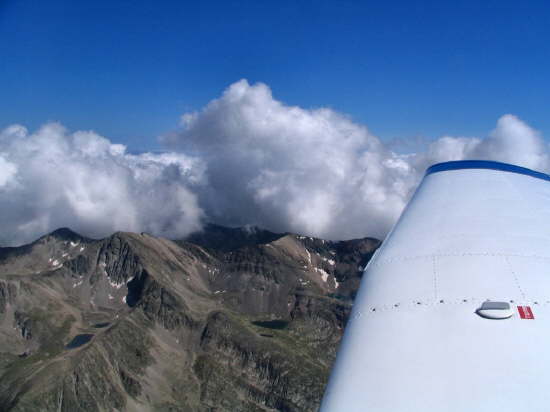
[{"x1": 1, "y1": 0, "x2": 549, "y2": 245}]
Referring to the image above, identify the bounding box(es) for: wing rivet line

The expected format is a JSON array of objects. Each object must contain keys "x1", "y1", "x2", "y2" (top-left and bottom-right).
[
  {"x1": 371, "y1": 252, "x2": 550, "y2": 268},
  {"x1": 351, "y1": 298, "x2": 548, "y2": 323}
]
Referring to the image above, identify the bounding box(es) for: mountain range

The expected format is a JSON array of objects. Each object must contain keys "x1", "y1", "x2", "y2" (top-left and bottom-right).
[{"x1": 0, "y1": 224, "x2": 380, "y2": 411}]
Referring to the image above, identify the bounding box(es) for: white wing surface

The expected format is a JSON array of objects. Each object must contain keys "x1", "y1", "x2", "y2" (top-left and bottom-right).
[{"x1": 320, "y1": 160, "x2": 550, "y2": 412}]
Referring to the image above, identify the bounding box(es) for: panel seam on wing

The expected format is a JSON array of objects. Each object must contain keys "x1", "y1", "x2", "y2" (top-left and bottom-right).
[
  {"x1": 432, "y1": 255, "x2": 438, "y2": 301},
  {"x1": 504, "y1": 255, "x2": 527, "y2": 301}
]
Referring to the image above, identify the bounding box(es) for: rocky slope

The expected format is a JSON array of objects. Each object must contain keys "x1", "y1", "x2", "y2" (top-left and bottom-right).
[{"x1": 0, "y1": 226, "x2": 380, "y2": 411}]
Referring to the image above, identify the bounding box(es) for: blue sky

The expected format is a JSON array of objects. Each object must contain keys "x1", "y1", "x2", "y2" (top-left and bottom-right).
[{"x1": 1, "y1": 0, "x2": 549, "y2": 151}]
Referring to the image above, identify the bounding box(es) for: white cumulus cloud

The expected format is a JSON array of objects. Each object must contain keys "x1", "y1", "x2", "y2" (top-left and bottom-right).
[
  {"x1": 0, "y1": 123, "x2": 204, "y2": 245},
  {"x1": 163, "y1": 80, "x2": 411, "y2": 239}
]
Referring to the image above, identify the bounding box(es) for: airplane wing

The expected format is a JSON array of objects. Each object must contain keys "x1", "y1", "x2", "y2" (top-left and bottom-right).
[{"x1": 320, "y1": 160, "x2": 550, "y2": 412}]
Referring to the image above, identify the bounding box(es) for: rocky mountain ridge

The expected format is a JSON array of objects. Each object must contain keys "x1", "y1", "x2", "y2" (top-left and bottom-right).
[{"x1": 0, "y1": 225, "x2": 380, "y2": 411}]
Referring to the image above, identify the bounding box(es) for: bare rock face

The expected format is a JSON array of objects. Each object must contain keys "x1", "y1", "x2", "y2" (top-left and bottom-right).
[{"x1": 0, "y1": 225, "x2": 380, "y2": 411}]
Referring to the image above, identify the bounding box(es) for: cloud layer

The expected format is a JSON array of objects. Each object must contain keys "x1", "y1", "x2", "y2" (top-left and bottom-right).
[
  {"x1": 2, "y1": 80, "x2": 549, "y2": 245},
  {"x1": 0, "y1": 123, "x2": 203, "y2": 245}
]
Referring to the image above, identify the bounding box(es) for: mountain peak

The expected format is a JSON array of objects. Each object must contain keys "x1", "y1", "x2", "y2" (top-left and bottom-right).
[
  {"x1": 182, "y1": 223, "x2": 284, "y2": 252},
  {"x1": 46, "y1": 227, "x2": 85, "y2": 241}
]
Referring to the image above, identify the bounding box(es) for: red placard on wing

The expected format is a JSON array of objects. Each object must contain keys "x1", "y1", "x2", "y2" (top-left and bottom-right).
[{"x1": 518, "y1": 306, "x2": 535, "y2": 319}]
